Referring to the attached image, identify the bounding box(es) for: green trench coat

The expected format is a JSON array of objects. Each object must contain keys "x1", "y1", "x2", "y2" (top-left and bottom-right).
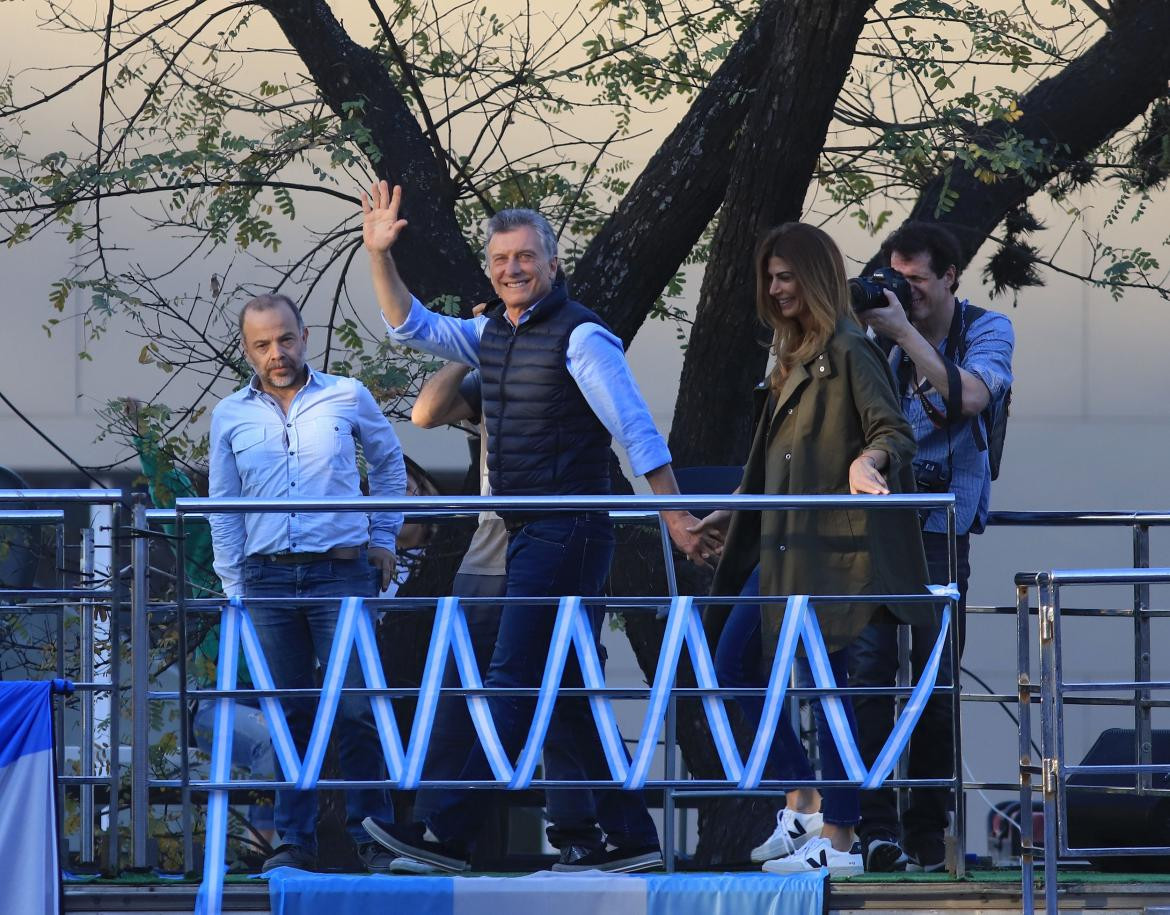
[{"x1": 708, "y1": 318, "x2": 934, "y2": 659}]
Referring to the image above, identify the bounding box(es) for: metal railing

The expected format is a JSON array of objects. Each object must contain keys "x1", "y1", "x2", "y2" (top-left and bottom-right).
[
  {"x1": 0, "y1": 489, "x2": 126, "y2": 872},
  {"x1": 990, "y1": 510, "x2": 1170, "y2": 915},
  {"x1": 2, "y1": 487, "x2": 966, "y2": 885}
]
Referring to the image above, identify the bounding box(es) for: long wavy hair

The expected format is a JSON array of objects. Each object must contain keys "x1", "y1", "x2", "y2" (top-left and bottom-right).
[{"x1": 756, "y1": 222, "x2": 853, "y2": 393}]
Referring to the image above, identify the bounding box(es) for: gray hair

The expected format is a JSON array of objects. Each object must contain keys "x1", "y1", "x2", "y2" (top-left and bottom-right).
[
  {"x1": 484, "y1": 208, "x2": 558, "y2": 261},
  {"x1": 238, "y1": 293, "x2": 304, "y2": 336}
]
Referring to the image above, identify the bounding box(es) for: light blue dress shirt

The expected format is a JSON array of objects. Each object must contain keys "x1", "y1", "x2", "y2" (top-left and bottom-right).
[
  {"x1": 208, "y1": 369, "x2": 406, "y2": 597},
  {"x1": 383, "y1": 296, "x2": 672, "y2": 478}
]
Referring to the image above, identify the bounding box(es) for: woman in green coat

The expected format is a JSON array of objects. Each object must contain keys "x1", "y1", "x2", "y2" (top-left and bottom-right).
[{"x1": 697, "y1": 223, "x2": 931, "y2": 875}]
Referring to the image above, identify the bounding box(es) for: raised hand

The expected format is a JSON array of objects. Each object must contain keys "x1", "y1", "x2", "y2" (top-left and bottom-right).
[{"x1": 362, "y1": 180, "x2": 409, "y2": 254}]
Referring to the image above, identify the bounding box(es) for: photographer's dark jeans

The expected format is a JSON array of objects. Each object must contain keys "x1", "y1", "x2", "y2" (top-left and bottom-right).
[
  {"x1": 714, "y1": 566, "x2": 860, "y2": 826},
  {"x1": 850, "y1": 531, "x2": 970, "y2": 848},
  {"x1": 425, "y1": 514, "x2": 658, "y2": 852},
  {"x1": 243, "y1": 551, "x2": 393, "y2": 854},
  {"x1": 412, "y1": 570, "x2": 601, "y2": 849}
]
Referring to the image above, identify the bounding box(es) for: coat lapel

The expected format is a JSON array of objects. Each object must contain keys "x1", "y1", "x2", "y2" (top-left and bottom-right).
[{"x1": 771, "y1": 363, "x2": 809, "y2": 428}]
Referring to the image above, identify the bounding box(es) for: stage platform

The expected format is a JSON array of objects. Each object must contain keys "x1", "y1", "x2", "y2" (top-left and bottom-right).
[{"x1": 61, "y1": 868, "x2": 1170, "y2": 915}]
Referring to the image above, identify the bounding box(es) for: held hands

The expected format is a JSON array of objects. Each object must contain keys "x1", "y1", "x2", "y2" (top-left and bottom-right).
[
  {"x1": 849, "y1": 455, "x2": 889, "y2": 495},
  {"x1": 670, "y1": 510, "x2": 726, "y2": 569},
  {"x1": 368, "y1": 546, "x2": 398, "y2": 592},
  {"x1": 361, "y1": 180, "x2": 408, "y2": 255}
]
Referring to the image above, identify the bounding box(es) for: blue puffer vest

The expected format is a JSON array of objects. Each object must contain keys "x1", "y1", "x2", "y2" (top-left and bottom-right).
[{"x1": 479, "y1": 279, "x2": 612, "y2": 496}]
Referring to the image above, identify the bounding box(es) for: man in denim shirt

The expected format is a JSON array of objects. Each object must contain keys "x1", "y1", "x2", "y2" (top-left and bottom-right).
[
  {"x1": 209, "y1": 293, "x2": 407, "y2": 873},
  {"x1": 853, "y1": 223, "x2": 1014, "y2": 873}
]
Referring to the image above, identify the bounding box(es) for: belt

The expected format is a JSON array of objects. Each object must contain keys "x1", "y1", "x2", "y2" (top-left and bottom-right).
[
  {"x1": 501, "y1": 511, "x2": 609, "y2": 534},
  {"x1": 252, "y1": 545, "x2": 362, "y2": 564}
]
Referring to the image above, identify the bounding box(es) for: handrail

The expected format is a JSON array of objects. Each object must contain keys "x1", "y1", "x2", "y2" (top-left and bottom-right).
[
  {"x1": 0, "y1": 489, "x2": 122, "y2": 502},
  {"x1": 176, "y1": 492, "x2": 953, "y2": 513},
  {"x1": 990, "y1": 510, "x2": 1170, "y2": 526},
  {"x1": 1015, "y1": 568, "x2": 1170, "y2": 586},
  {"x1": 0, "y1": 510, "x2": 66, "y2": 523}
]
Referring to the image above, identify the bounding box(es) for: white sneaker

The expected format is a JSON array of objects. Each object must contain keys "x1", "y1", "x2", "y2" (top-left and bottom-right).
[
  {"x1": 750, "y1": 808, "x2": 824, "y2": 863},
  {"x1": 762, "y1": 837, "x2": 863, "y2": 877}
]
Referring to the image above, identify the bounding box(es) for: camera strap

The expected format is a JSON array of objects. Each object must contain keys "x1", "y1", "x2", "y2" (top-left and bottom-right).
[
  {"x1": 893, "y1": 299, "x2": 969, "y2": 495},
  {"x1": 894, "y1": 299, "x2": 966, "y2": 428}
]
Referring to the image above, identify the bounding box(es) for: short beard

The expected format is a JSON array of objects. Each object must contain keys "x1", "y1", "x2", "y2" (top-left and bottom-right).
[{"x1": 265, "y1": 364, "x2": 305, "y2": 389}]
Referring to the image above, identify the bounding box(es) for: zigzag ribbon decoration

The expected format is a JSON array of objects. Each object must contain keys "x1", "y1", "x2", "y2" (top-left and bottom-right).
[
  {"x1": 626, "y1": 595, "x2": 743, "y2": 788},
  {"x1": 509, "y1": 596, "x2": 628, "y2": 788},
  {"x1": 400, "y1": 595, "x2": 510, "y2": 787},
  {"x1": 194, "y1": 599, "x2": 240, "y2": 915},
  {"x1": 738, "y1": 587, "x2": 958, "y2": 790},
  {"x1": 195, "y1": 585, "x2": 958, "y2": 914}
]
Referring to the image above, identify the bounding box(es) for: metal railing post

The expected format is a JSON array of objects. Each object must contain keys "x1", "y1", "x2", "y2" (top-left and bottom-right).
[
  {"x1": 130, "y1": 498, "x2": 150, "y2": 868},
  {"x1": 947, "y1": 503, "x2": 965, "y2": 877},
  {"x1": 1017, "y1": 581, "x2": 1035, "y2": 915},
  {"x1": 175, "y1": 508, "x2": 194, "y2": 874},
  {"x1": 1132, "y1": 523, "x2": 1151, "y2": 794},
  {"x1": 80, "y1": 526, "x2": 96, "y2": 862},
  {"x1": 1038, "y1": 574, "x2": 1059, "y2": 915},
  {"x1": 106, "y1": 499, "x2": 124, "y2": 874},
  {"x1": 657, "y1": 514, "x2": 679, "y2": 874},
  {"x1": 53, "y1": 518, "x2": 68, "y2": 870}
]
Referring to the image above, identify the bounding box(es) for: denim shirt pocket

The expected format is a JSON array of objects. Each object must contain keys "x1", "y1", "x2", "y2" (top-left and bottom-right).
[{"x1": 303, "y1": 417, "x2": 355, "y2": 471}]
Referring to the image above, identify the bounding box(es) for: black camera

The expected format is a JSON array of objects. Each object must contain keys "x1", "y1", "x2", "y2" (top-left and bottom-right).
[
  {"x1": 912, "y1": 459, "x2": 952, "y2": 494},
  {"x1": 848, "y1": 267, "x2": 913, "y2": 313}
]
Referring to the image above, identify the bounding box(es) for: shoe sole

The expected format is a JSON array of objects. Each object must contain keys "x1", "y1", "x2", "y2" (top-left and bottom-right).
[
  {"x1": 865, "y1": 843, "x2": 908, "y2": 873},
  {"x1": 261, "y1": 856, "x2": 317, "y2": 873},
  {"x1": 552, "y1": 852, "x2": 664, "y2": 874},
  {"x1": 762, "y1": 860, "x2": 863, "y2": 877},
  {"x1": 361, "y1": 817, "x2": 469, "y2": 873},
  {"x1": 388, "y1": 857, "x2": 441, "y2": 875}
]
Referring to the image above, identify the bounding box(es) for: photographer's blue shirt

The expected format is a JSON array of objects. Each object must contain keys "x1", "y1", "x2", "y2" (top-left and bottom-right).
[{"x1": 895, "y1": 300, "x2": 1014, "y2": 535}]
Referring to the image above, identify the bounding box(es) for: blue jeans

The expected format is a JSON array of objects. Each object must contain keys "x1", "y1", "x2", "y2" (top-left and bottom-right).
[
  {"x1": 850, "y1": 531, "x2": 969, "y2": 845},
  {"x1": 243, "y1": 550, "x2": 393, "y2": 854},
  {"x1": 714, "y1": 566, "x2": 860, "y2": 826},
  {"x1": 426, "y1": 514, "x2": 659, "y2": 851},
  {"x1": 413, "y1": 571, "x2": 600, "y2": 848}
]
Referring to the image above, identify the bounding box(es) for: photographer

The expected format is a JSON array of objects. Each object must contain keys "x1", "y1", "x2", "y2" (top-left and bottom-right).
[{"x1": 850, "y1": 222, "x2": 1014, "y2": 873}]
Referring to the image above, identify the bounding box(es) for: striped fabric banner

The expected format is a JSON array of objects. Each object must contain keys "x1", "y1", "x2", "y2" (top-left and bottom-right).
[
  {"x1": 265, "y1": 868, "x2": 827, "y2": 915},
  {"x1": 0, "y1": 680, "x2": 65, "y2": 915}
]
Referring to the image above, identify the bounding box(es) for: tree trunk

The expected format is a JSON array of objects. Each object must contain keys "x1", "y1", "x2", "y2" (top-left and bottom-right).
[
  {"x1": 668, "y1": 0, "x2": 876, "y2": 469},
  {"x1": 261, "y1": 0, "x2": 492, "y2": 311},
  {"x1": 571, "y1": 0, "x2": 790, "y2": 345},
  {"x1": 885, "y1": 0, "x2": 1170, "y2": 271}
]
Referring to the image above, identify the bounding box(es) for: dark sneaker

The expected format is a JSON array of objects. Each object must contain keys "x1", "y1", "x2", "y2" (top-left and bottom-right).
[
  {"x1": 357, "y1": 842, "x2": 398, "y2": 873},
  {"x1": 862, "y1": 835, "x2": 908, "y2": 872},
  {"x1": 905, "y1": 833, "x2": 946, "y2": 873},
  {"x1": 362, "y1": 817, "x2": 469, "y2": 873},
  {"x1": 551, "y1": 844, "x2": 663, "y2": 873},
  {"x1": 261, "y1": 844, "x2": 317, "y2": 873}
]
